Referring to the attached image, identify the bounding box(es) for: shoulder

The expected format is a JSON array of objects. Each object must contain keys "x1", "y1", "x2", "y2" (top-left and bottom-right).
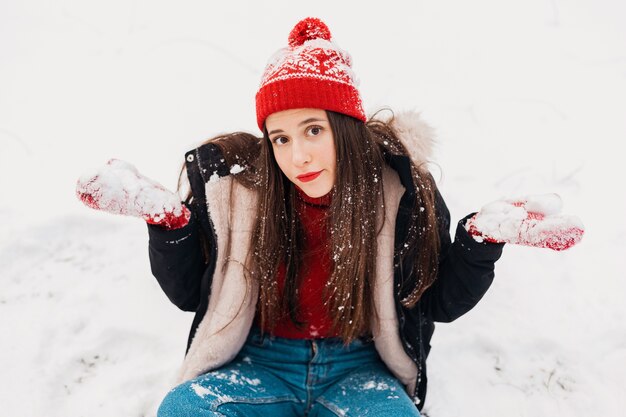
[
  {"x1": 379, "y1": 111, "x2": 437, "y2": 201},
  {"x1": 387, "y1": 110, "x2": 435, "y2": 167},
  {"x1": 184, "y1": 134, "x2": 260, "y2": 192}
]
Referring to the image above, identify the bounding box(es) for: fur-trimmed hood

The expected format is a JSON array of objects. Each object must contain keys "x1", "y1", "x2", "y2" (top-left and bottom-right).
[{"x1": 387, "y1": 110, "x2": 435, "y2": 167}]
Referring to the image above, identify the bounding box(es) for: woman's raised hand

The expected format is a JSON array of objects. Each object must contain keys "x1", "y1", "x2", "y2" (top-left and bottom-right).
[
  {"x1": 76, "y1": 159, "x2": 190, "y2": 230},
  {"x1": 465, "y1": 194, "x2": 584, "y2": 251}
]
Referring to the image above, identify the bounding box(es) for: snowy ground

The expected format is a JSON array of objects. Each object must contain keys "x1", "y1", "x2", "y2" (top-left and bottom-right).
[{"x1": 1, "y1": 1, "x2": 625, "y2": 416}]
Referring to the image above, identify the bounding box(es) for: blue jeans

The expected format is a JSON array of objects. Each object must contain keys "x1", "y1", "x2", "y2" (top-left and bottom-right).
[{"x1": 158, "y1": 327, "x2": 421, "y2": 416}]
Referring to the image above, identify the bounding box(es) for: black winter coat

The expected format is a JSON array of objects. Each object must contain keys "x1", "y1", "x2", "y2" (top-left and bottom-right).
[{"x1": 147, "y1": 142, "x2": 504, "y2": 409}]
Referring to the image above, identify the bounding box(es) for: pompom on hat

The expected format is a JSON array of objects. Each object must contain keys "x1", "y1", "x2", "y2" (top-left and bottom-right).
[{"x1": 255, "y1": 17, "x2": 366, "y2": 130}]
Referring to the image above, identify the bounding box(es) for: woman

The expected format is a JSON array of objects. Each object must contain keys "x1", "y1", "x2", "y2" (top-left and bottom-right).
[{"x1": 77, "y1": 17, "x2": 583, "y2": 417}]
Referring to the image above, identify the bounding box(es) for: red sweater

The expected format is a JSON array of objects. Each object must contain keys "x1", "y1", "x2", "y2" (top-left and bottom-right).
[{"x1": 259, "y1": 187, "x2": 338, "y2": 339}]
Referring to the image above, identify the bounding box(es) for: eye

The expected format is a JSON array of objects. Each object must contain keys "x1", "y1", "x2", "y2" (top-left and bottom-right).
[
  {"x1": 271, "y1": 136, "x2": 289, "y2": 146},
  {"x1": 306, "y1": 125, "x2": 323, "y2": 136}
]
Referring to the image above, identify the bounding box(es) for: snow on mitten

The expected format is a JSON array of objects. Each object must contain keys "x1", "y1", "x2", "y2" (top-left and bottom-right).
[
  {"x1": 465, "y1": 193, "x2": 584, "y2": 251},
  {"x1": 76, "y1": 159, "x2": 190, "y2": 230}
]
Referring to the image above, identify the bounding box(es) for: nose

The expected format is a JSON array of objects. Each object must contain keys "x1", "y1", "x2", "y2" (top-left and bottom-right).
[{"x1": 291, "y1": 137, "x2": 311, "y2": 167}]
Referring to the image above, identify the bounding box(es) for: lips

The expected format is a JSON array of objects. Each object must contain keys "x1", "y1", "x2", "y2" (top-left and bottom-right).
[{"x1": 296, "y1": 170, "x2": 323, "y2": 182}]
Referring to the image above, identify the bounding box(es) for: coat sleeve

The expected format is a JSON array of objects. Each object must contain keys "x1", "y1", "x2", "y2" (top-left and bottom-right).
[
  {"x1": 420, "y1": 189, "x2": 505, "y2": 322},
  {"x1": 147, "y1": 210, "x2": 206, "y2": 312}
]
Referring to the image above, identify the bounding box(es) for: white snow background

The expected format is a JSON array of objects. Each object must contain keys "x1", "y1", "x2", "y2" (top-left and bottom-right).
[{"x1": 1, "y1": 1, "x2": 625, "y2": 416}]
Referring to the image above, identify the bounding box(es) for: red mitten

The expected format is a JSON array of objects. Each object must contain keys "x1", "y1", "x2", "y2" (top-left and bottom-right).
[
  {"x1": 465, "y1": 194, "x2": 584, "y2": 251},
  {"x1": 76, "y1": 159, "x2": 190, "y2": 230}
]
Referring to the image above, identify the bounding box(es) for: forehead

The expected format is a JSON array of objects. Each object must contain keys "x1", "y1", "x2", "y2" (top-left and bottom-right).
[{"x1": 265, "y1": 108, "x2": 328, "y2": 130}]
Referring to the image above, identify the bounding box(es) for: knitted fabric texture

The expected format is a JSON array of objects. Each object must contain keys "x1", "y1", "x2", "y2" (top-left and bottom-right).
[
  {"x1": 255, "y1": 17, "x2": 366, "y2": 130},
  {"x1": 260, "y1": 187, "x2": 337, "y2": 339}
]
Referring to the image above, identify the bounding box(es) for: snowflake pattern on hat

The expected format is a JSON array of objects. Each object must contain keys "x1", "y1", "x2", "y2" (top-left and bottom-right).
[
  {"x1": 260, "y1": 39, "x2": 358, "y2": 89},
  {"x1": 255, "y1": 17, "x2": 366, "y2": 130}
]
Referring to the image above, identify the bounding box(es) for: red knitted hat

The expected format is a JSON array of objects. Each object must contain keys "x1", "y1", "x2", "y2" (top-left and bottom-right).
[{"x1": 255, "y1": 17, "x2": 366, "y2": 130}]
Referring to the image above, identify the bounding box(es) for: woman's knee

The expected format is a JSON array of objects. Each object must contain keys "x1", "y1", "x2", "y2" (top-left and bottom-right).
[{"x1": 157, "y1": 382, "x2": 217, "y2": 417}]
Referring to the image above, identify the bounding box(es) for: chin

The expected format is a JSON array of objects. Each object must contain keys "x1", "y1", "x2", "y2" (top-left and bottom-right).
[
  {"x1": 300, "y1": 184, "x2": 332, "y2": 198},
  {"x1": 303, "y1": 190, "x2": 324, "y2": 198}
]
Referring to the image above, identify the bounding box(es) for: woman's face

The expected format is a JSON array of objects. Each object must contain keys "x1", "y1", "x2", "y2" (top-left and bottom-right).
[{"x1": 265, "y1": 108, "x2": 336, "y2": 198}]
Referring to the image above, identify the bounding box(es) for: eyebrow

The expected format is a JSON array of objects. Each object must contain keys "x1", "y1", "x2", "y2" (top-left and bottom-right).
[{"x1": 267, "y1": 117, "x2": 326, "y2": 136}]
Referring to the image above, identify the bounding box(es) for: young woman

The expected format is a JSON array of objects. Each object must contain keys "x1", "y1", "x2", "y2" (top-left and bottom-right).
[{"x1": 77, "y1": 17, "x2": 583, "y2": 417}]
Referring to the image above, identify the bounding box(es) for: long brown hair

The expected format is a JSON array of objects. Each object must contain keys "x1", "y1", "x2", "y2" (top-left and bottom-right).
[
  {"x1": 177, "y1": 132, "x2": 261, "y2": 260},
  {"x1": 252, "y1": 111, "x2": 440, "y2": 343},
  {"x1": 366, "y1": 113, "x2": 440, "y2": 308},
  {"x1": 180, "y1": 112, "x2": 440, "y2": 343}
]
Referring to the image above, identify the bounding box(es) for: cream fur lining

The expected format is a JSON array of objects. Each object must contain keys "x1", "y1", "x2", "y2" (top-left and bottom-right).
[
  {"x1": 177, "y1": 178, "x2": 258, "y2": 382},
  {"x1": 371, "y1": 166, "x2": 417, "y2": 393}
]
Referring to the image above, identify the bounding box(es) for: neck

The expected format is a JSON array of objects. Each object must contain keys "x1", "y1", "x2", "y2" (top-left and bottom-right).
[{"x1": 295, "y1": 186, "x2": 332, "y2": 207}]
